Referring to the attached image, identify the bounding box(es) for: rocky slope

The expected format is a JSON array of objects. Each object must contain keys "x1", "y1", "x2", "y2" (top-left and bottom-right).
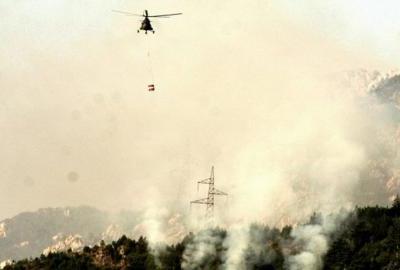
[{"x1": 0, "y1": 206, "x2": 140, "y2": 262}]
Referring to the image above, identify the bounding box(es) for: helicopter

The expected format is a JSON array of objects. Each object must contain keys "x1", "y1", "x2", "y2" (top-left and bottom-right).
[{"x1": 112, "y1": 9, "x2": 182, "y2": 34}]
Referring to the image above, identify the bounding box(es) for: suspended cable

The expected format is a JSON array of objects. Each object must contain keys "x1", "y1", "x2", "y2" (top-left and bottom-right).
[{"x1": 145, "y1": 36, "x2": 156, "y2": 91}]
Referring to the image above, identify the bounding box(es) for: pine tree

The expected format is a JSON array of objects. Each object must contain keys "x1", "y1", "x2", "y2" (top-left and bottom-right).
[{"x1": 393, "y1": 194, "x2": 400, "y2": 214}]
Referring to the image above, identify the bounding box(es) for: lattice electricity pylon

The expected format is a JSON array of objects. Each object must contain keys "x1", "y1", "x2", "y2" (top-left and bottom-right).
[{"x1": 190, "y1": 166, "x2": 227, "y2": 219}]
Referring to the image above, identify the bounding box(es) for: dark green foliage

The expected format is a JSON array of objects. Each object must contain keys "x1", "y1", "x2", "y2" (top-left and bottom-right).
[
  {"x1": 4, "y1": 252, "x2": 98, "y2": 270},
  {"x1": 280, "y1": 225, "x2": 292, "y2": 240},
  {"x1": 3, "y1": 236, "x2": 155, "y2": 270},
  {"x1": 6, "y1": 200, "x2": 400, "y2": 270},
  {"x1": 391, "y1": 195, "x2": 400, "y2": 215},
  {"x1": 324, "y1": 199, "x2": 400, "y2": 269},
  {"x1": 157, "y1": 243, "x2": 185, "y2": 270}
]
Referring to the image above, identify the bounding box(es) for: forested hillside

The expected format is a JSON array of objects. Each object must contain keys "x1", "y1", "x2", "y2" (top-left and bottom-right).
[{"x1": 4, "y1": 197, "x2": 400, "y2": 270}]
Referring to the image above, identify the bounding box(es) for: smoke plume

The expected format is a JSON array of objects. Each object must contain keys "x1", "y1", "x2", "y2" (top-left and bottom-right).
[{"x1": 2, "y1": 1, "x2": 400, "y2": 269}]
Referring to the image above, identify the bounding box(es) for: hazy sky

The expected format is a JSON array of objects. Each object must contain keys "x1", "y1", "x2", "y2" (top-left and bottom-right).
[{"x1": 1, "y1": 1, "x2": 400, "y2": 220}]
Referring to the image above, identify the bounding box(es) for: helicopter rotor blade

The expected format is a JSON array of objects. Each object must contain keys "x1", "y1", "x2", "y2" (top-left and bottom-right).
[
  {"x1": 148, "y1": 13, "x2": 182, "y2": 17},
  {"x1": 112, "y1": 10, "x2": 144, "y2": 17},
  {"x1": 149, "y1": 17, "x2": 171, "y2": 19}
]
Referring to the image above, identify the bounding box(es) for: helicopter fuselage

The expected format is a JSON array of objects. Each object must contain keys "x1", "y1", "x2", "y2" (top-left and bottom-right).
[{"x1": 139, "y1": 17, "x2": 154, "y2": 34}]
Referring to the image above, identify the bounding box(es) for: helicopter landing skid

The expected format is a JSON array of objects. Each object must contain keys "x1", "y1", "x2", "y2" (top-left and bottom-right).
[{"x1": 141, "y1": 31, "x2": 155, "y2": 34}]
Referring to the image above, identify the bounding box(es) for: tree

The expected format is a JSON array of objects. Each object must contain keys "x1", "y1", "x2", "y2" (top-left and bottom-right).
[{"x1": 392, "y1": 194, "x2": 400, "y2": 216}]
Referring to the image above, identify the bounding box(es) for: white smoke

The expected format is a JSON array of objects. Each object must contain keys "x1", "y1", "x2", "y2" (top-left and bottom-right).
[
  {"x1": 176, "y1": 69, "x2": 400, "y2": 270},
  {"x1": 2, "y1": 1, "x2": 400, "y2": 269},
  {"x1": 181, "y1": 229, "x2": 225, "y2": 270},
  {"x1": 221, "y1": 224, "x2": 249, "y2": 270},
  {"x1": 132, "y1": 207, "x2": 187, "y2": 245},
  {"x1": 287, "y1": 210, "x2": 349, "y2": 270}
]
